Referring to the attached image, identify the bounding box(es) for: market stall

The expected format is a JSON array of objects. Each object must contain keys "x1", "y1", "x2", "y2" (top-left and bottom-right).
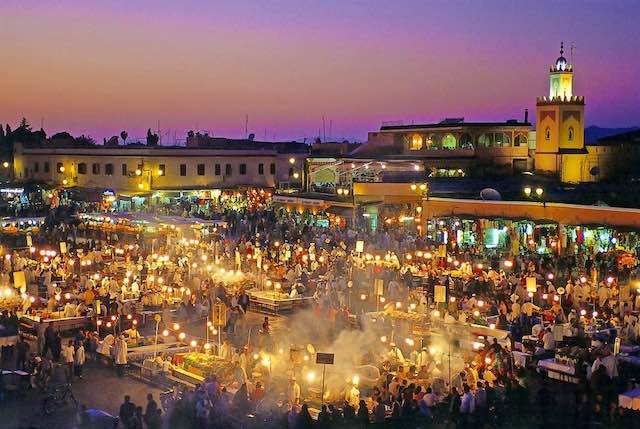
[{"x1": 249, "y1": 290, "x2": 313, "y2": 314}]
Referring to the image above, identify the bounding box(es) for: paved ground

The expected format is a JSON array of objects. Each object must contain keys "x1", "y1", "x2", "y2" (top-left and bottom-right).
[
  {"x1": 1, "y1": 360, "x2": 162, "y2": 429},
  {"x1": 1, "y1": 309, "x2": 585, "y2": 429}
]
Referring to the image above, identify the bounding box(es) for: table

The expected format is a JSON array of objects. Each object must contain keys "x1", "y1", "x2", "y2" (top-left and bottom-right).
[
  {"x1": 512, "y1": 350, "x2": 532, "y2": 368},
  {"x1": 619, "y1": 388, "x2": 640, "y2": 410},
  {"x1": 538, "y1": 358, "x2": 580, "y2": 383}
]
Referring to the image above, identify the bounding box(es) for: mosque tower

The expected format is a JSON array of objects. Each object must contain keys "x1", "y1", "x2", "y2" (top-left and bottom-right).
[{"x1": 534, "y1": 42, "x2": 586, "y2": 182}]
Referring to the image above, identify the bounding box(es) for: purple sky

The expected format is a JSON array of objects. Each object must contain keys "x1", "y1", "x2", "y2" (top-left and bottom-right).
[{"x1": 1, "y1": 0, "x2": 639, "y2": 142}]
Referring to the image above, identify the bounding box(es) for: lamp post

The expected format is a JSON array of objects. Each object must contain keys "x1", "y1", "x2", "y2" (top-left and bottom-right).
[{"x1": 524, "y1": 186, "x2": 545, "y2": 207}]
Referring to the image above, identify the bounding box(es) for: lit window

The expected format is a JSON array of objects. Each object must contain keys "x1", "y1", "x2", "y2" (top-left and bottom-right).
[
  {"x1": 441, "y1": 134, "x2": 457, "y2": 150},
  {"x1": 478, "y1": 134, "x2": 493, "y2": 147},
  {"x1": 410, "y1": 135, "x2": 423, "y2": 150}
]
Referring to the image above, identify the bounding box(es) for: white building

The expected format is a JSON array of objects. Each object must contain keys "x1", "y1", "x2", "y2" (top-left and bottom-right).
[{"x1": 13, "y1": 139, "x2": 308, "y2": 193}]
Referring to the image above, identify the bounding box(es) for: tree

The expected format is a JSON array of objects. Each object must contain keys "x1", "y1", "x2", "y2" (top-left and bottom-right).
[
  {"x1": 120, "y1": 130, "x2": 128, "y2": 144},
  {"x1": 51, "y1": 131, "x2": 74, "y2": 140},
  {"x1": 146, "y1": 128, "x2": 159, "y2": 146},
  {"x1": 19, "y1": 117, "x2": 31, "y2": 130},
  {"x1": 5, "y1": 125, "x2": 11, "y2": 135},
  {"x1": 75, "y1": 135, "x2": 96, "y2": 146},
  {"x1": 0, "y1": 125, "x2": 4, "y2": 140}
]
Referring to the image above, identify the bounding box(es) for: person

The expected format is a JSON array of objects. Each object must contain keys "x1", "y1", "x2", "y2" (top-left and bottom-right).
[
  {"x1": 542, "y1": 327, "x2": 556, "y2": 355},
  {"x1": 74, "y1": 341, "x2": 85, "y2": 379},
  {"x1": 297, "y1": 403, "x2": 314, "y2": 429},
  {"x1": 475, "y1": 381, "x2": 487, "y2": 424},
  {"x1": 146, "y1": 408, "x2": 162, "y2": 429},
  {"x1": 373, "y1": 397, "x2": 386, "y2": 423},
  {"x1": 144, "y1": 393, "x2": 158, "y2": 426},
  {"x1": 287, "y1": 404, "x2": 299, "y2": 429},
  {"x1": 287, "y1": 377, "x2": 301, "y2": 406},
  {"x1": 119, "y1": 395, "x2": 136, "y2": 428},
  {"x1": 52, "y1": 331, "x2": 62, "y2": 362},
  {"x1": 131, "y1": 406, "x2": 144, "y2": 429},
  {"x1": 232, "y1": 383, "x2": 249, "y2": 413},
  {"x1": 62, "y1": 340, "x2": 75, "y2": 382},
  {"x1": 114, "y1": 335, "x2": 128, "y2": 376},
  {"x1": 250, "y1": 381, "x2": 265, "y2": 406},
  {"x1": 357, "y1": 399, "x2": 370, "y2": 426},
  {"x1": 317, "y1": 404, "x2": 331, "y2": 429},
  {"x1": 343, "y1": 400, "x2": 356, "y2": 421},
  {"x1": 448, "y1": 386, "x2": 461, "y2": 426},
  {"x1": 16, "y1": 336, "x2": 29, "y2": 370},
  {"x1": 42, "y1": 323, "x2": 56, "y2": 358}
]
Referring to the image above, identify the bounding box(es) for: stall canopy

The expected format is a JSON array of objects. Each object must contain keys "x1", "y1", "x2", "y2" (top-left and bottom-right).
[{"x1": 422, "y1": 198, "x2": 640, "y2": 229}]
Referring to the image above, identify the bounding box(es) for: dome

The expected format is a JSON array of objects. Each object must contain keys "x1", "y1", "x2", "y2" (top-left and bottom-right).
[
  {"x1": 555, "y1": 42, "x2": 568, "y2": 71},
  {"x1": 555, "y1": 56, "x2": 567, "y2": 71}
]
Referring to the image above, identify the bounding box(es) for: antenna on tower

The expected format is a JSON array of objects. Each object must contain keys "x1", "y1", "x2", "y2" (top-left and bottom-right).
[
  {"x1": 244, "y1": 114, "x2": 248, "y2": 138},
  {"x1": 322, "y1": 116, "x2": 326, "y2": 142}
]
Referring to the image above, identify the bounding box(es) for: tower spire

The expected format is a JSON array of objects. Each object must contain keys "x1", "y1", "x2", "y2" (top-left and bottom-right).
[{"x1": 560, "y1": 41, "x2": 564, "y2": 56}]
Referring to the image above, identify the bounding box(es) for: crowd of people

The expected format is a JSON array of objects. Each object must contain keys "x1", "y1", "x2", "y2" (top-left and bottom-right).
[{"x1": 1, "y1": 195, "x2": 640, "y2": 428}]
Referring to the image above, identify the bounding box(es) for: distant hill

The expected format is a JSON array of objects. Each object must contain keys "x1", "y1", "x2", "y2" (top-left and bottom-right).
[{"x1": 585, "y1": 125, "x2": 639, "y2": 144}]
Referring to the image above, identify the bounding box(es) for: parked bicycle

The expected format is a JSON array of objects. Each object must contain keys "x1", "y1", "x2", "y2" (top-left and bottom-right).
[{"x1": 42, "y1": 383, "x2": 79, "y2": 415}]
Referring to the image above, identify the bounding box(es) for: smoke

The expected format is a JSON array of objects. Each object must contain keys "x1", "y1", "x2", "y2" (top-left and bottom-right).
[{"x1": 256, "y1": 307, "x2": 489, "y2": 403}]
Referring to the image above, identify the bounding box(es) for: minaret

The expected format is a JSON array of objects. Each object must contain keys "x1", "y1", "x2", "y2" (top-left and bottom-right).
[
  {"x1": 535, "y1": 42, "x2": 586, "y2": 182},
  {"x1": 548, "y1": 41, "x2": 574, "y2": 99}
]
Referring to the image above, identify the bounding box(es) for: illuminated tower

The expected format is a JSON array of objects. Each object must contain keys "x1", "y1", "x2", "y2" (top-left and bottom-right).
[{"x1": 535, "y1": 42, "x2": 586, "y2": 182}]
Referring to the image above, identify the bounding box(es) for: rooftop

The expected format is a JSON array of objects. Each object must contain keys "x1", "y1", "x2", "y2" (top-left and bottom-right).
[{"x1": 379, "y1": 118, "x2": 531, "y2": 131}]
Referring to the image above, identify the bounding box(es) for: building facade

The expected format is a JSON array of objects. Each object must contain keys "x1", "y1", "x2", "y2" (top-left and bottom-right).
[
  {"x1": 13, "y1": 140, "x2": 308, "y2": 193},
  {"x1": 359, "y1": 118, "x2": 533, "y2": 177}
]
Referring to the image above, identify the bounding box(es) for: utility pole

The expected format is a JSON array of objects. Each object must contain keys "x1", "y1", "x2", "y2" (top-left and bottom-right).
[{"x1": 245, "y1": 114, "x2": 249, "y2": 138}]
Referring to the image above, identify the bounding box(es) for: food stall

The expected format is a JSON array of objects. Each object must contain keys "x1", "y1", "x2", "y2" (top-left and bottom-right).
[
  {"x1": 20, "y1": 312, "x2": 92, "y2": 336},
  {"x1": 171, "y1": 351, "x2": 235, "y2": 385},
  {"x1": 249, "y1": 290, "x2": 313, "y2": 314}
]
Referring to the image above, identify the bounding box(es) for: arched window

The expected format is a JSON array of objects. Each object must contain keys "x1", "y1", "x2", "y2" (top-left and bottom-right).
[
  {"x1": 545, "y1": 128, "x2": 551, "y2": 140},
  {"x1": 409, "y1": 134, "x2": 423, "y2": 150},
  {"x1": 514, "y1": 134, "x2": 528, "y2": 147},
  {"x1": 460, "y1": 133, "x2": 474, "y2": 149},
  {"x1": 568, "y1": 127, "x2": 574, "y2": 141},
  {"x1": 425, "y1": 134, "x2": 435, "y2": 149},
  {"x1": 441, "y1": 134, "x2": 457, "y2": 150},
  {"x1": 494, "y1": 133, "x2": 511, "y2": 147},
  {"x1": 478, "y1": 133, "x2": 493, "y2": 148}
]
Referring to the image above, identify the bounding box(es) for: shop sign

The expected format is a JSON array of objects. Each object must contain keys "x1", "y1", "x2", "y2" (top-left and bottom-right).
[
  {"x1": 526, "y1": 277, "x2": 537, "y2": 292},
  {"x1": 316, "y1": 352, "x2": 335, "y2": 365},
  {"x1": 355, "y1": 240, "x2": 364, "y2": 253},
  {"x1": 434, "y1": 285, "x2": 447, "y2": 303}
]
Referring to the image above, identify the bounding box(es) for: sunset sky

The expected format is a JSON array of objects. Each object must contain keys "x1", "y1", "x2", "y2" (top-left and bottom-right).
[{"x1": 1, "y1": 0, "x2": 639, "y2": 142}]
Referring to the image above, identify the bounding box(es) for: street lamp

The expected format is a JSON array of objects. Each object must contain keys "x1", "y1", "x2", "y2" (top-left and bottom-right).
[
  {"x1": 59, "y1": 165, "x2": 65, "y2": 173},
  {"x1": 524, "y1": 186, "x2": 545, "y2": 206},
  {"x1": 289, "y1": 157, "x2": 295, "y2": 164},
  {"x1": 2, "y1": 162, "x2": 8, "y2": 168}
]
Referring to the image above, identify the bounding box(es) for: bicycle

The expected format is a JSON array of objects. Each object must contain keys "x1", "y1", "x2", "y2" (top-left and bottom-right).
[{"x1": 42, "y1": 383, "x2": 79, "y2": 415}]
